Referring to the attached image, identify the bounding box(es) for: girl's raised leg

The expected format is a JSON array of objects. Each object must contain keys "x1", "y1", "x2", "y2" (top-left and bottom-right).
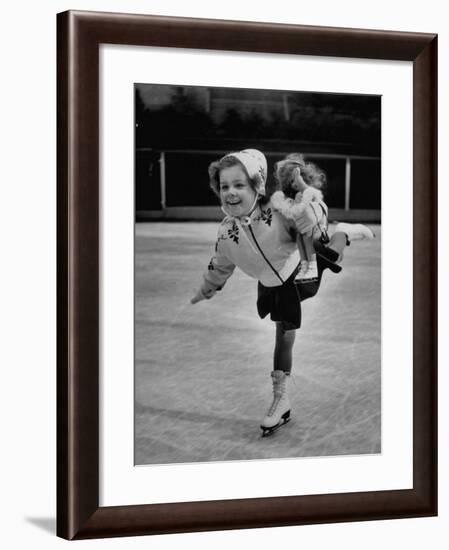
[
  {"x1": 327, "y1": 231, "x2": 348, "y2": 263},
  {"x1": 328, "y1": 222, "x2": 375, "y2": 263}
]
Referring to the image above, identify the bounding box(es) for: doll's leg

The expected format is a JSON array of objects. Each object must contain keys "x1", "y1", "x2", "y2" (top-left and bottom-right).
[
  {"x1": 295, "y1": 234, "x2": 318, "y2": 281},
  {"x1": 303, "y1": 234, "x2": 317, "y2": 267},
  {"x1": 273, "y1": 322, "x2": 296, "y2": 374},
  {"x1": 296, "y1": 233, "x2": 309, "y2": 263}
]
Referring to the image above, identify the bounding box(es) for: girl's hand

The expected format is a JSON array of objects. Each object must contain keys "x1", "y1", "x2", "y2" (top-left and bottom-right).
[
  {"x1": 190, "y1": 287, "x2": 216, "y2": 304},
  {"x1": 190, "y1": 289, "x2": 206, "y2": 304}
]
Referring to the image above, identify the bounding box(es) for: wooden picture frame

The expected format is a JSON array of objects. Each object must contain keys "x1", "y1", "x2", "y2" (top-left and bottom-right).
[{"x1": 57, "y1": 10, "x2": 437, "y2": 540}]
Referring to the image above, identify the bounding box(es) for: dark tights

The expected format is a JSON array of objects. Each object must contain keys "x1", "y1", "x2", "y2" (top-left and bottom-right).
[{"x1": 273, "y1": 323, "x2": 296, "y2": 374}]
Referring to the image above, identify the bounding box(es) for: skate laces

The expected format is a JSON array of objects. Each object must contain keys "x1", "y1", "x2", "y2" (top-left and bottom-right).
[
  {"x1": 267, "y1": 382, "x2": 287, "y2": 416},
  {"x1": 265, "y1": 371, "x2": 290, "y2": 417},
  {"x1": 267, "y1": 394, "x2": 282, "y2": 417},
  {"x1": 288, "y1": 372, "x2": 297, "y2": 387}
]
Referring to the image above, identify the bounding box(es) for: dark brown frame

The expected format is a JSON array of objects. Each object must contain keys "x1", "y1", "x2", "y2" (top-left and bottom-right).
[{"x1": 57, "y1": 10, "x2": 437, "y2": 540}]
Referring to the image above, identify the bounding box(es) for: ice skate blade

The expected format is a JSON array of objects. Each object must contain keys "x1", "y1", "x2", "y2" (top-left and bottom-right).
[
  {"x1": 260, "y1": 411, "x2": 291, "y2": 437},
  {"x1": 294, "y1": 276, "x2": 319, "y2": 284}
]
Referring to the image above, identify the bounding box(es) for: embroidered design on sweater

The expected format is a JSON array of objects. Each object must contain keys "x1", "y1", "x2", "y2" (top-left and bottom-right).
[
  {"x1": 254, "y1": 207, "x2": 273, "y2": 227},
  {"x1": 228, "y1": 222, "x2": 239, "y2": 244}
]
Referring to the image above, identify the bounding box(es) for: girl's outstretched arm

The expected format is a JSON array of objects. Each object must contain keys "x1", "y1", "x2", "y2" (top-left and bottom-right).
[{"x1": 190, "y1": 238, "x2": 236, "y2": 304}]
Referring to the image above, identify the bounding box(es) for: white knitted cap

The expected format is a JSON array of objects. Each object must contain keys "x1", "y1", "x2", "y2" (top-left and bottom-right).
[{"x1": 223, "y1": 149, "x2": 267, "y2": 196}]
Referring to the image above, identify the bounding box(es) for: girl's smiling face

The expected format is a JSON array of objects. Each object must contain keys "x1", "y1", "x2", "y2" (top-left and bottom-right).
[{"x1": 219, "y1": 165, "x2": 257, "y2": 217}]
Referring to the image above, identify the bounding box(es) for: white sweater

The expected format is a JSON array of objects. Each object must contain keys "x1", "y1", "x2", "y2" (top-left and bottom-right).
[{"x1": 201, "y1": 201, "x2": 301, "y2": 294}]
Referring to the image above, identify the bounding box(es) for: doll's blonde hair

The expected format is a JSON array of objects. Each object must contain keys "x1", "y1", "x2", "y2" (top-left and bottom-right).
[{"x1": 274, "y1": 153, "x2": 326, "y2": 199}]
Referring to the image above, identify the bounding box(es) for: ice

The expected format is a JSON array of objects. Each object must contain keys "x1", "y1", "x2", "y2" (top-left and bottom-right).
[{"x1": 135, "y1": 222, "x2": 381, "y2": 465}]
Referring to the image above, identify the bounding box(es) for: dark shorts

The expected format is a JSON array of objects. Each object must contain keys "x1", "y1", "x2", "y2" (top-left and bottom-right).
[{"x1": 256, "y1": 248, "x2": 340, "y2": 331}]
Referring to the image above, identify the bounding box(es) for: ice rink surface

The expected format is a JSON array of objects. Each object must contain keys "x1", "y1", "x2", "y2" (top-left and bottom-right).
[{"x1": 135, "y1": 222, "x2": 381, "y2": 465}]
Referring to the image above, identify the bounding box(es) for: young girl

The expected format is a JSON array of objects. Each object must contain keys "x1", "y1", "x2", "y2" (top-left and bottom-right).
[
  {"x1": 190, "y1": 149, "x2": 372, "y2": 436},
  {"x1": 271, "y1": 154, "x2": 327, "y2": 283}
]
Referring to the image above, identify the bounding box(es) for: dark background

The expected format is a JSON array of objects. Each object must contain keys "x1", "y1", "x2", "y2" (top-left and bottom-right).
[{"x1": 135, "y1": 84, "x2": 381, "y2": 221}]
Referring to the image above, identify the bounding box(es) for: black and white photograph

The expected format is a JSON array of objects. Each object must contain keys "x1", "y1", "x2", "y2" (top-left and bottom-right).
[
  {"x1": 1, "y1": 0, "x2": 441, "y2": 546},
  {"x1": 134, "y1": 83, "x2": 381, "y2": 465}
]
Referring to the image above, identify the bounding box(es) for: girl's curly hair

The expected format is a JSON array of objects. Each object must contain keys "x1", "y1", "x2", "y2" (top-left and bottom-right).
[{"x1": 274, "y1": 153, "x2": 326, "y2": 199}]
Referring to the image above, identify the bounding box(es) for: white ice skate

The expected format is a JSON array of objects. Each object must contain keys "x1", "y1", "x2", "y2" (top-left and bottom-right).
[
  {"x1": 294, "y1": 259, "x2": 318, "y2": 283},
  {"x1": 334, "y1": 222, "x2": 375, "y2": 242},
  {"x1": 260, "y1": 370, "x2": 291, "y2": 437}
]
